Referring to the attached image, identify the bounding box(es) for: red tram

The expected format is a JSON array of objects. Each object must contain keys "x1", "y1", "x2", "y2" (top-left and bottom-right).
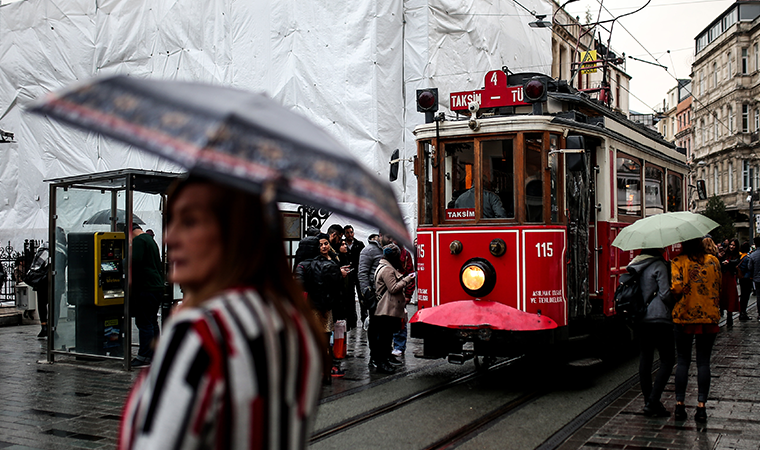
[{"x1": 408, "y1": 70, "x2": 687, "y2": 366}]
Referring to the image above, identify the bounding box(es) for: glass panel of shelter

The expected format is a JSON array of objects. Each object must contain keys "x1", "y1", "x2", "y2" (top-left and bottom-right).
[{"x1": 51, "y1": 187, "x2": 126, "y2": 357}]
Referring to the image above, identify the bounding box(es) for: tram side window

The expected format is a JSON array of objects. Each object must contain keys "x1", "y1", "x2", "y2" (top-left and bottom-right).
[
  {"x1": 444, "y1": 142, "x2": 476, "y2": 218},
  {"x1": 667, "y1": 173, "x2": 684, "y2": 212},
  {"x1": 482, "y1": 139, "x2": 514, "y2": 218},
  {"x1": 645, "y1": 165, "x2": 664, "y2": 215},
  {"x1": 617, "y1": 155, "x2": 642, "y2": 217},
  {"x1": 525, "y1": 134, "x2": 543, "y2": 222}
]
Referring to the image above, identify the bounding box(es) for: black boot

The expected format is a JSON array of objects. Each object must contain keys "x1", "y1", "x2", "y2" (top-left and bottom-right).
[{"x1": 37, "y1": 325, "x2": 47, "y2": 339}]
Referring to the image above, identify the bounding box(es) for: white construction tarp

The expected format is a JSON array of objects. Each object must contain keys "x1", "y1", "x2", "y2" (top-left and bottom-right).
[{"x1": 0, "y1": 0, "x2": 551, "y2": 247}]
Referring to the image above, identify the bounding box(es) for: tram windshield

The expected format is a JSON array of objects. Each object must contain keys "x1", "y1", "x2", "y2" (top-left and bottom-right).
[
  {"x1": 444, "y1": 140, "x2": 515, "y2": 220},
  {"x1": 429, "y1": 133, "x2": 558, "y2": 224}
]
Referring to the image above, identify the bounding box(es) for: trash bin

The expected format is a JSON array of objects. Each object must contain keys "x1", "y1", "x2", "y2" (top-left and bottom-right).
[{"x1": 15, "y1": 281, "x2": 37, "y2": 311}]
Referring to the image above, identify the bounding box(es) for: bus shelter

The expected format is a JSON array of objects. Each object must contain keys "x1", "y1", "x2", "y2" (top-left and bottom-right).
[{"x1": 45, "y1": 169, "x2": 182, "y2": 370}]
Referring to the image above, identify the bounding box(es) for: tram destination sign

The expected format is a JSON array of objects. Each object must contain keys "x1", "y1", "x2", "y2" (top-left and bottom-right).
[{"x1": 450, "y1": 70, "x2": 530, "y2": 112}]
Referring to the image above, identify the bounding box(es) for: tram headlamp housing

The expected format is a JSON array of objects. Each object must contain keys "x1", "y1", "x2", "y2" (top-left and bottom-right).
[{"x1": 459, "y1": 258, "x2": 497, "y2": 297}]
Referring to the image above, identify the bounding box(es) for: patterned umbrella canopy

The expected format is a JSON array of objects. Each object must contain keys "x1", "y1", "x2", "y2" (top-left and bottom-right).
[
  {"x1": 83, "y1": 209, "x2": 145, "y2": 226},
  {"x1": 611, "y1": 212, "x2": 719, "y2": 251},
  {"x1": 29, "y1": 75, "x2": 411, "y2": 248}
]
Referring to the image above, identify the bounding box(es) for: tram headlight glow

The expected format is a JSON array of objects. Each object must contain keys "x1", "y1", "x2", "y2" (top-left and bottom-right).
[
  {"x1": 459, "y1": 258, "x2": 497, "y2": 298},
  {"x1": 462, "y1": 266, "x2": 486, "y2": 290}
]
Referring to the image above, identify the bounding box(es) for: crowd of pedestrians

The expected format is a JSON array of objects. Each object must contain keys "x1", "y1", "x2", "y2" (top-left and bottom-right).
[
  {"x1": 629, "y1": 235, "x2": 758, "y2": 424},
  {"x1": 294, "y1": 225, "x2": 417, "y2": 380}
]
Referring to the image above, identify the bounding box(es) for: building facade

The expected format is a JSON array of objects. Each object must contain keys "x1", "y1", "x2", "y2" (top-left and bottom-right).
[
  {"x1": 551, "y1": 1, "x2": 631, "y2": 116},
  {"x1": 691, "y1": 1, "x2": 760, "y2": 239}
]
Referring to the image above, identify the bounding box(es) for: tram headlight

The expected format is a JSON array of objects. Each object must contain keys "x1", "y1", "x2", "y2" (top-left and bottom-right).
[{"x1": 459, "y1": 258, "x2": 497, "y2": 297}]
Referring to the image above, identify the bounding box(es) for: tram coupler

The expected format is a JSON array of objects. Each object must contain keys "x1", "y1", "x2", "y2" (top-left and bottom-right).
[{"x1": 447, "y1": 351, "x2": 474, "y2": 365}]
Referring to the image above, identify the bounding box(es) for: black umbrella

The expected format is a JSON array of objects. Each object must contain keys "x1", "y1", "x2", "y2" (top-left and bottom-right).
[
  {"x1": 30, "y1": 75, "x2": 411, "y2": 248},
  {"x1": 83, "y1": 209, "x2": 145, "y2": 226}
]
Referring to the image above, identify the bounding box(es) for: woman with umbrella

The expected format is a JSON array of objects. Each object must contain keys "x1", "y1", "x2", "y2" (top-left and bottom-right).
[
  {"x1": 32, "y1": 75, "x2": 414, "y2": 449},
  {"x1": 118, "y1": 176, "x2": 325, "y2": 449},
  {"x1": 670, "y1": 237, "x2": 722, "y2": 423}
]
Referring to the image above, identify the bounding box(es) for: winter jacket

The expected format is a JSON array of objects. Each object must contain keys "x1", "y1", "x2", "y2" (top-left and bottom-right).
[
  {"x1": 399, "y1": 247, "x2": 416, "y2": 299},
  {"x1": 747, "y1": 247, "x2": 760, "y2": 282},
  {"x1": 295, "y1": 255, "x2": 342, "y2": 312},
  {"x1": 374, "y1": 259, "x2": 413, "y2": 319},
  {"x1": 293, "y1": 236, "x2": 319, "y2": 268},
  {"x1": 670, "y1": 253, "x2": 721, "y2": 325},
  {"x1": 626, "y1": 254, "x2": 674, "y2": 325},
  {"x1": 358, "y1": 240, "x2": 383, "y2": 295}
]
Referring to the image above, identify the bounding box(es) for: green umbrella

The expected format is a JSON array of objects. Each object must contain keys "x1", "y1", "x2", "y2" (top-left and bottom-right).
[{"x1": 611, "y1": 212, "x2": 720, "y2": 251}]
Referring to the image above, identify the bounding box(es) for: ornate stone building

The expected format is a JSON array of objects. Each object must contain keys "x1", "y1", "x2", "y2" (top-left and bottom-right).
[{"x1": 691, "y1": 1, "x2": 760, "y2": 239}]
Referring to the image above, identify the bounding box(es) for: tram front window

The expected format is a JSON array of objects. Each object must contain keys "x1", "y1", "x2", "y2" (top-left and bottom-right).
[
  {"x1": 483, "y1": 139, "x2": 514, "y2": 219},
  {"x1": 525, "y1": 134, "x2": 543, "y2": 222},
  {"x1": 445, "y1": 142, "x2": 476, "y2": 218}
]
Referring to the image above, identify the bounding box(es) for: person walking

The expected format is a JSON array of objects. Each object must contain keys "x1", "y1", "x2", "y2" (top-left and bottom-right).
[
  {"x1": 358, "y1": 231, "x2": 393, "y2": 370},
  {"x1": 737, "y1": 241, "x2": 753, "y2": 321},
  {"x1": 295, "y1": 233, "x2": 350, "y2": 380},
  {"x1": 119, "y1": 176, "x2": 324, "y2": 450},
  {"x1": 343, "y1": 225, "x2": 366, "y2": 322},
  {"x1": 670, "y1": 237, "x2": 722, "y2": 423},
  {"x1": 746, "y1": 236, "x2": 760, "y2": 322},
  {"x1": 130, "y1": 224, "x2": 165, "y2": 367},
  {"x1": 626, "y1": 248, "x2": 675, "y2": 417},
  {"x1": 718, "y1": 238, "x2": 741, "y2": 327},
  {"x1": 373, "y1": 244, "x2": 415, "y2": 374}
]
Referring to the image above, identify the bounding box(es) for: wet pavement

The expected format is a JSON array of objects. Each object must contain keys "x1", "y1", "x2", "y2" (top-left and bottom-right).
[
  {"x1": 558, "y1": 304, "x2": 760, "y2": 450},
  {"x1": 0, "y1": 304, "x2": 758, "y2": 449}
]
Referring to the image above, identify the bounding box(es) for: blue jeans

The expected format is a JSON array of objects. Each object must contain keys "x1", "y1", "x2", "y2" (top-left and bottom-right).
[
  {"x1": 134, "y1": 291, "x2": 161, "y2": 361},
  {"x1": 392, "y1": 313, "x2": 407, "y2": 352}
]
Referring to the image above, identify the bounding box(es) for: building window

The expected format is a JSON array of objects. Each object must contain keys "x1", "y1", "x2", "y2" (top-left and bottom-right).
[
  {"x1": 713, "y1": 62, "x2": 718, "y2": 87},
  {"x1": 755, "y1": 109, "x2": 760, "y2": 131},
  {"x1": 729, "y1": 161, "x2": 734, "y2": 192},
  {"x1": 714, "y1": 166, "x2": 720, "y2": 194},
  {"x1": 701, "y1": 119, "x2": 706, "y2": 144},
  {"x1": 699, "y1": 71, "x2": 704, "y2": 96},
  {"x1": 728, "y1": 105, "x2": 734, "y2": 134},
  {"x1": 755, "y1": 42, "x2": 759, "y2": 71},
  {"x1": 743, "y1": 104, "x2": 749, "y2": 132},
  {"x1": 728, "y1": 51, "x2": 733, "y2": 77},
  {"x1": 742, "y1": 48, "x2": 749, "y2": 74},
  {"x1": 715, "y1": 112, "x2": 720, "y2": 138},
  {"x1": 743, "y1": 160, "x2": 751, "y2": 190}
]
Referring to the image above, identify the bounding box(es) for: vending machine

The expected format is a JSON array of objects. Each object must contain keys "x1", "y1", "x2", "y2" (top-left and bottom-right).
[{"x1": 68, "y1": 232, "x2": 125, "y2": 356}]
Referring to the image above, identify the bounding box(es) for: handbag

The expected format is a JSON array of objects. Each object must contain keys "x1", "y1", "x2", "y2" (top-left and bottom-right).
[{"x1": 24, "y1": 247, "x2": 49, "y2": 290}]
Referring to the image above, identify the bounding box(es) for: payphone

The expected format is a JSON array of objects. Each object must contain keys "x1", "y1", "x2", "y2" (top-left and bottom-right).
[{"x1": 68, "y1": 232, "x2": 125, "y2": 356}]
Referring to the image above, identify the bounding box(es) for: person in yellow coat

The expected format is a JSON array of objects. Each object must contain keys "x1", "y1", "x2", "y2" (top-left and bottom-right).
[{"x1": 670, "y1": 237, "x2": 722, "y2": 423}]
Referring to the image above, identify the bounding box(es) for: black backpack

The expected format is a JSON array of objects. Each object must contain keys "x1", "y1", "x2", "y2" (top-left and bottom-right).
[{"x1": 614, "y1": 270, "x2": 651, "y2": 325}]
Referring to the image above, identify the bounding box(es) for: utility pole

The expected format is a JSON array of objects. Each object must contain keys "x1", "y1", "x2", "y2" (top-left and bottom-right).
[{"x1": 750, "y1": 167, "x2": 754, "y2": 244}]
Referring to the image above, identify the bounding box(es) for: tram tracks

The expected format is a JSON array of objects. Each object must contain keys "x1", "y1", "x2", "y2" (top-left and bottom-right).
[{"x1": 309, "y1": 355, "x2": 524, "y2": 444}]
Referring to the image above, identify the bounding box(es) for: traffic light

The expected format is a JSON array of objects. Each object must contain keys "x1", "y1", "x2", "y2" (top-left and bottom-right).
[
  {"x1": 522, "y1": 77, "x2": 548, "y2": 115},
  {"x1": 417, "y1": 88, "x2": 438, "y2": 123}
]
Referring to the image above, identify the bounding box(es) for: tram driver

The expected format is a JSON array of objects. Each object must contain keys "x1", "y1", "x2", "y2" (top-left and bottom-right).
[{"x1": 453, "y1": 177, "x2": 507, "y2": 218}]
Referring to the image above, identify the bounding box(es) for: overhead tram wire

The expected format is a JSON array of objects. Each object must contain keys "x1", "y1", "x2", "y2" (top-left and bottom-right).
[{"x1": 584, "y1": 0, "x2": 731, "y2": 135}]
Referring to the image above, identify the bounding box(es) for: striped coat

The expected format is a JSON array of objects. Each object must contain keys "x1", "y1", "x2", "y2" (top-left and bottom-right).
[{"x1": 118, "y1": 288, "x2": 322, "y2": 450}]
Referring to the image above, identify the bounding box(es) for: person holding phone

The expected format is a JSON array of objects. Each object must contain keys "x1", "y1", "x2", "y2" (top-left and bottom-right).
[{"x1": 372, "y1": 244, "x2": 416, "y2": 373}]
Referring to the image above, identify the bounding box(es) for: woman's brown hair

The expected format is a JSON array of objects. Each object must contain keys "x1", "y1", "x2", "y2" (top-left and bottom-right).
[
  {"x1": 166, "y1": 175, "x2": 326, "y2": 355},
  {"x1": 681, "y1": 237, "x2": 708, "y2": 262}
]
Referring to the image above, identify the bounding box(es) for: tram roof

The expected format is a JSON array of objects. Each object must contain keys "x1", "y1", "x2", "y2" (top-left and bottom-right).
[{"x1": 413, "y1": 91, "x2": 686, "y2": 168}]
